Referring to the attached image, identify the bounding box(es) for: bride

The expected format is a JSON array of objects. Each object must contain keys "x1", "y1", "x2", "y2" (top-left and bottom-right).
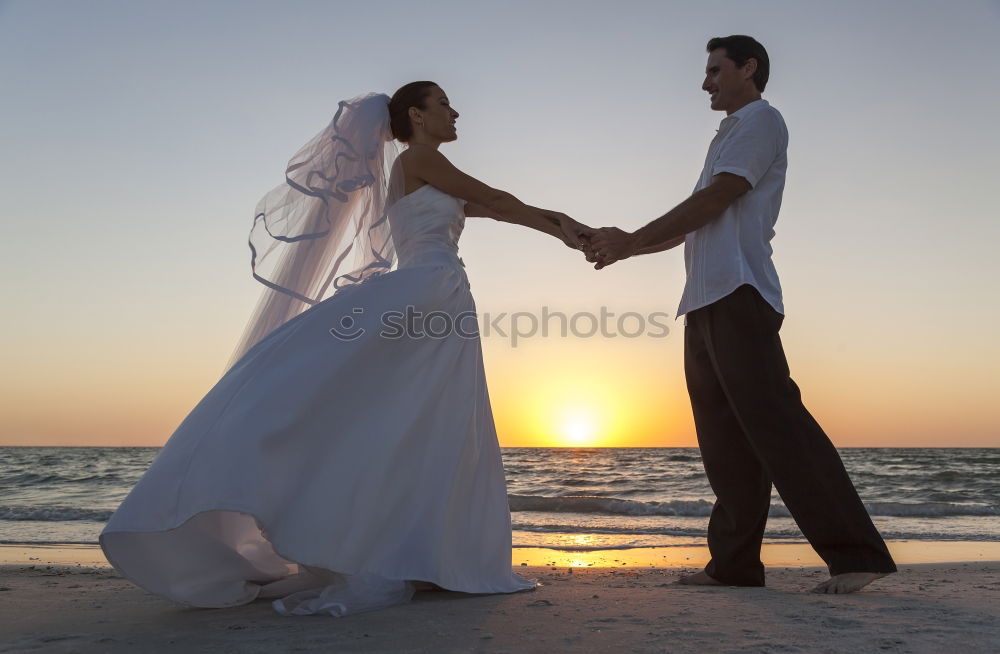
[{"x1": 99, "y1": 81, "x2": 594, "y2": 617}]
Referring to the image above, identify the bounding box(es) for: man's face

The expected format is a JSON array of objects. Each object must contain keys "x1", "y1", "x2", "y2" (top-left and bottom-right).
[{"x1": 702, "y1": 48, "x2": 753, "y2": 113}]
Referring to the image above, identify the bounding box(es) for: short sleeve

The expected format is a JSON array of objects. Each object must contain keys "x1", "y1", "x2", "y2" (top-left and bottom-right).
[{"x1": 712, "y1": 109, "x2": 785, "y2": 189}]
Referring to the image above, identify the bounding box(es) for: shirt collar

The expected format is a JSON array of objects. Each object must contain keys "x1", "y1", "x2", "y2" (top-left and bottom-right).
[{"x1": 720, "y1": 98, "x2": 768, "y2": 125}]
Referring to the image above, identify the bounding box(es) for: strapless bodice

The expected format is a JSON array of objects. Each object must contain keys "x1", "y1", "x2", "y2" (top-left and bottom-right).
[{"x1": 387, "y1": 184, "x2": 466, "y2": 270}]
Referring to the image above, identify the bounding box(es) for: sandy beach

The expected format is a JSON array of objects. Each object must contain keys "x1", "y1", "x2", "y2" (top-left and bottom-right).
[{"x1": 2, "y1": 544, "x2": 999, "y2": 653}]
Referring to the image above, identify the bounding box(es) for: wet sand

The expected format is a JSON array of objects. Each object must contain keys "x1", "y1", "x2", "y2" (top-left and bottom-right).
[{"x1": 1, "y1": 542, "x2": 998, "y2": 652}]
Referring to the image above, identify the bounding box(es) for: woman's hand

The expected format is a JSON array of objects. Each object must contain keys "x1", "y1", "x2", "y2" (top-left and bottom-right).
[{"x1": 539, "y1": 210, "x2": 595, "y2": 250}]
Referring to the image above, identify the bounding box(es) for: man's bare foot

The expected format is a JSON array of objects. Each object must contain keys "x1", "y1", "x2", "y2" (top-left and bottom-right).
[
  {"x1": 676, "y1": 570, "x2": 725, "y2": 586},
  {"x1": 811, "y1": 571, "x2": 891, "y2": 594}
]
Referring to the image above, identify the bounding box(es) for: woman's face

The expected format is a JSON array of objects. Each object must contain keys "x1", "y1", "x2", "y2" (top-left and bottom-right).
[{"x1": 413, "y1": 86, "x2": 459, "y2": 142}]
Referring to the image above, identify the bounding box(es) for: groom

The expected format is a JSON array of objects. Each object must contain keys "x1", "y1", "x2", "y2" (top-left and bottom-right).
[{"x1": 582, "y1": 35, "x2": 897, "y2": 594}]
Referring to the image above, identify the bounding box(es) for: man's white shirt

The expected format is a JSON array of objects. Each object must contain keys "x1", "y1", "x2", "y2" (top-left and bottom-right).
[{"x1": 676, "y1": 98, "x2": 788, "y2": 325}]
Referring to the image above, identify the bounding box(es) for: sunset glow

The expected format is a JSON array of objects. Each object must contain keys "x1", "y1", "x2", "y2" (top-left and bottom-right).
[{"x1": 557, "y1": 409, "x2": 601, "y2": 447}]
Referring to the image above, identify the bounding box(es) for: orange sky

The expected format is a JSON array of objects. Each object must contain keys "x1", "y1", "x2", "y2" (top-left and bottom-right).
[{"x1": 2, "y1": 317, "x2": 995, "y2": 448}]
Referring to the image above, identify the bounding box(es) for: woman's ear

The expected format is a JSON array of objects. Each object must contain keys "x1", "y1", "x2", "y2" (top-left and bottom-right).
[{"x1": 408, "y1": 106, "x2": 423, "y2": 127}]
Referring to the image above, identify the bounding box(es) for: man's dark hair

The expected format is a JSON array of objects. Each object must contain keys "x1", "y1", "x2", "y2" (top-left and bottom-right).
[{"x1": 706, "y1": 35, "x2": 769, "y2": 93}]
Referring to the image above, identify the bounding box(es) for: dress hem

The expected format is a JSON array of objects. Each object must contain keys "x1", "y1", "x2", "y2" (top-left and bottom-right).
[{"x1": 99, "y1": 505, "x2": 538, "y2": 608}]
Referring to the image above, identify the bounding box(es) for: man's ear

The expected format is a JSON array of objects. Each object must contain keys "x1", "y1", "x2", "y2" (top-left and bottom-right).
[{"x1": 742, "y1": 58, "x2": 757, "y2": 82}]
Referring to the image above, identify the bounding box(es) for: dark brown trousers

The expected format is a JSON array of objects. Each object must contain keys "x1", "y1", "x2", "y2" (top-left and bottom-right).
[{"x1": 684, "y1": 283, "x2": 897, "y2": 585}]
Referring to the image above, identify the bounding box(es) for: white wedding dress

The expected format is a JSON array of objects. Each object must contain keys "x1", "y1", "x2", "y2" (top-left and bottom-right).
[{"x1": 99, "y1": 183, "x2": 538, "y2": 616}]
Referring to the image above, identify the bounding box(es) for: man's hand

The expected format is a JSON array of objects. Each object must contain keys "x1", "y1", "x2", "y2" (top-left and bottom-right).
[{"x1": 585, "y1": 227, "x2": 638, "y2": 270}]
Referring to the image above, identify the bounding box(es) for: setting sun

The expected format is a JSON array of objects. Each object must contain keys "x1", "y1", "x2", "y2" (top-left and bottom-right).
[
  {"x1": 559, "y1": 409, "x2": 600, "y2": 446},
  {"x1": 484, "y1": 343, "x2": 690, "y2": 447}
]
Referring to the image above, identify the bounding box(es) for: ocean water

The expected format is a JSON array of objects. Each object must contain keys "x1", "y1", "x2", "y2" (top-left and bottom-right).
[{"x1": 1, "y1": 447, "x2": 997, "y2": 551}]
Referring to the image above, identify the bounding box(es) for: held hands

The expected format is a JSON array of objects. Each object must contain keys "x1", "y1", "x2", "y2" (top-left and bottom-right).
[
  {"x1": 582, "y1": 227, "x2": 638, "y2": 270},
  {"x1": 538, "y1": 210, "x2": 637, "y2": 270}
]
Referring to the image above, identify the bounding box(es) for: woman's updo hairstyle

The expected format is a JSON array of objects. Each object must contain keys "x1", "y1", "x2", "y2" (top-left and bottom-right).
[{"x1": 388, "y1": 81, "x2": 438, "y2": 142}]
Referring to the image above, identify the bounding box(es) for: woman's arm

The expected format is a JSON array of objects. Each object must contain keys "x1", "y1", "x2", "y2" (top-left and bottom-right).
[
  {"x1": 403, "y1": 145, "x2": 584, "y2": 248},
  {"x1": 466, "y1": 201, "x2": 594, "y2": 243}
]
